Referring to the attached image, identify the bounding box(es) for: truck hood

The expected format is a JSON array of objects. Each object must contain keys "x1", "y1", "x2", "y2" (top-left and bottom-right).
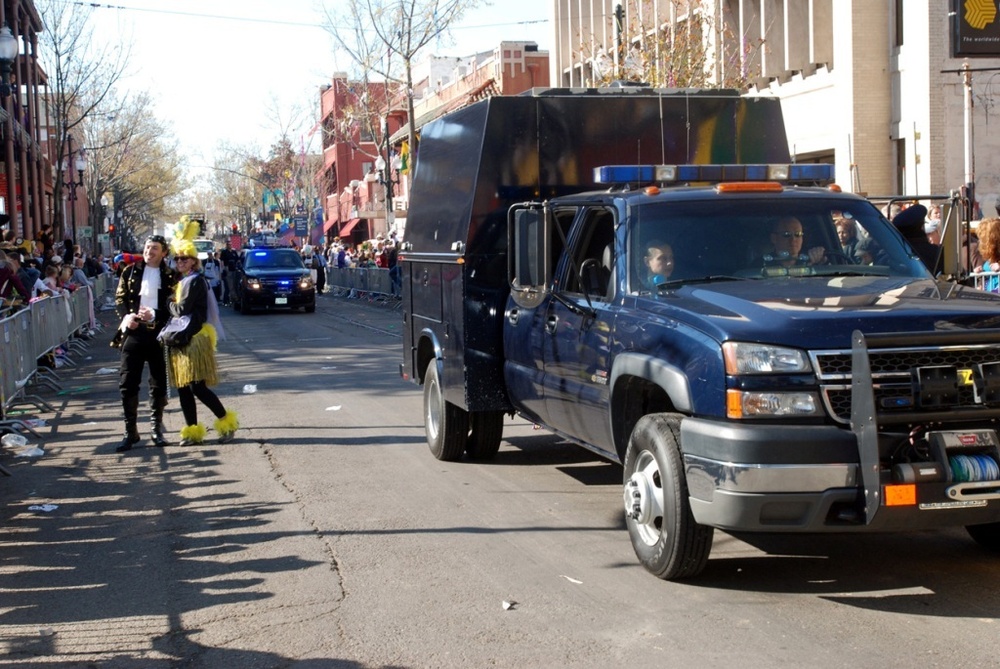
[{"x1": 650, "y1": 276, "x2": 1000, "y2": 347}]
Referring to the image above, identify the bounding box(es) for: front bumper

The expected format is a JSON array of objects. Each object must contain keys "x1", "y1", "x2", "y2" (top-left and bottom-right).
[{"x1": 680, "y1": 417, "x2": 1000, "y2": 532}]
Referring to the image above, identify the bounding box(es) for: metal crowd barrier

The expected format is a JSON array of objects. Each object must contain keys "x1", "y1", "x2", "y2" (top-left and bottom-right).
[
  {"x1": 971, "y1": 271, "x2": 1000, "y2": 293},
  {"x1": 1, "y1": 279, "x2": 111, "y2": 445},
  {"x1": 326, "y1": 267, "x2": 399, "y2": 305}
]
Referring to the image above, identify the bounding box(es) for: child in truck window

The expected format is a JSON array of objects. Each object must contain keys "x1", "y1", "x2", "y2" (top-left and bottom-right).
[{"x1": 642, "y1": 240, "x2": 675, "y2": 288}]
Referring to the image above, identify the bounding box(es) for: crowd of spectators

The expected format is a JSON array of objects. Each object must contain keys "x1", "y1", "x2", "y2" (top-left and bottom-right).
[
  {"x1": 297, "y1": 231, "x2": 400, "y2": 297},
  {"x1": 1, "y1": 226, "x2": 113, "y2": 308}
]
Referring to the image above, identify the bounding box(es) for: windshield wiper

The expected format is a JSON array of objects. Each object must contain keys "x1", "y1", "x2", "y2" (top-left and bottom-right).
[{"x1": 656, "y1": 275, "x2": 747, "y2": 289}]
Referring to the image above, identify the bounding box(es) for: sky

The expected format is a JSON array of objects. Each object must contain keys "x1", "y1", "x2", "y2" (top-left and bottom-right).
[{"x1": 84, "y1": 0, "x2": 552, "y2": 183}]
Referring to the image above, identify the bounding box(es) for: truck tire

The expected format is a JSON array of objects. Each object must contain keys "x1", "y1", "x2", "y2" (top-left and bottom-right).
[
  {"x1": 424, "y1": 360, "x2": 469, "y2": 461},
  {"x1": 966, "y1": 522, "x2": 1000, "y2": 551},
  {"x1": 623, "y1": 414, "x2": 713, "y2": 580},
  {"x1": 466, "y1": 411, "x2": 504, "y2": 460}
]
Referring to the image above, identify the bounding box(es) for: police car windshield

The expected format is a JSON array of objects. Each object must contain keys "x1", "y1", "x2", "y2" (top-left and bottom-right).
[
  {"x1": 244, "y1": 249, "x2": 305, "y2": 269},
  {"x1": 629, "y1": 197, "x2": 928, "y2": 288}
]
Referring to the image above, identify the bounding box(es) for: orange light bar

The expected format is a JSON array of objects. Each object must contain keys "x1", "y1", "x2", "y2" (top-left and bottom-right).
[
  {"x1": 884, "y1": 484, "x2": 917, "y2": 507},
  {"x1": 717, "y1": 182, "x2": 784, "y2": 193},
  {"x1": 828, "y1": 183, "x2": 842, "y2": 192},
  {"x1": 644, "y1": 186, "x2": 661, "y2": 196}
]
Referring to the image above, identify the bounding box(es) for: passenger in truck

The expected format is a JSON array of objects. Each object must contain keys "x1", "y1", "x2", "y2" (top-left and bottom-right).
[
  {"x1": 763, "y1": 216, "x2": 827, "y2": 268},
  {"x1": 641, "y1": 240, "x2": 675, "y2": 288}
]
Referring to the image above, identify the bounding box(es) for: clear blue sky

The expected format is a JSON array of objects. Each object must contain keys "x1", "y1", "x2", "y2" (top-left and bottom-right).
[{"x1": 88, "y1": 0, "x2": 551, "y2": 172}]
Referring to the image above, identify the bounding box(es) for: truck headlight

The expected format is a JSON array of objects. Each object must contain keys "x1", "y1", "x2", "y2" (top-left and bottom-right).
[
  {"x1": 723, "y1": 342, "x2": 811, "y2": 374},
  {"x1": 247, "y1": 279, "x2": 261, "y2": 290},
  {"x1": 299, "y1": 277, "x2": 313, "y2": 289},
  {"x1": 726, "y1": 389, "x2": 822, "y2": 418}
]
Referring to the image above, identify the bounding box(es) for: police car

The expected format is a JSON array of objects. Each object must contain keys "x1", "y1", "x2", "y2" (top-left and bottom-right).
[{"x1": 231, "y1": 246, "x2": 315, "y2": 314}]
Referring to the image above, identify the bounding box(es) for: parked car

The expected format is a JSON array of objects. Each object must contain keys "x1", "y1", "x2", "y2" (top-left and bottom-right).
[{"x1": 232, "y1": 246, "x2": 315, "y2": 314}]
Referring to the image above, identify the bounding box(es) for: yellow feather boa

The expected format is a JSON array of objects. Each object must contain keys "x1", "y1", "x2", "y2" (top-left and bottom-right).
[
  {"x1": 180, "y1": 423, "x2": 207, "y2": 443},
  {"x1": 214, "y1": 410, "x2": 239, "y2": 436}
]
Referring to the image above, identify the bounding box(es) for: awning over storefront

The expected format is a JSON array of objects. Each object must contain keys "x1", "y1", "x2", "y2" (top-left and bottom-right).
[
  {"x1": 338, "y1": 218, "x2": 362, "y2": 237},
  {"x1": 322, "y1": 217, "x2": 339, "y2": 234}
]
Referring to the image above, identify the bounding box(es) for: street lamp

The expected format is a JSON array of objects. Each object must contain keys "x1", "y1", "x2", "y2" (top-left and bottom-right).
[
  {"x1": 0, "y1": 26, "x2": 17, "y2": 98},
  {"x1": 375, "y1": 153, "x2": 402, "y2": 229},
  {"x1": 63, "y1": 134, "x2": 87, "y2": 244}
]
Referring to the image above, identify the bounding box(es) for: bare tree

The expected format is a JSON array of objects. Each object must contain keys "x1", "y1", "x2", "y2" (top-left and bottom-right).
[
  {"x1": 81, "y1": 90, "x2": 187, "y2": 246},
  {"x1": 321, "y1": 0, "x2": 485, "y2": 163},
  {"x1": 37, "y1": 0, "x2": 131, "y2": 239},
  {"x1": 578, "y1": 0, "x2": 764, "y2": 90}
]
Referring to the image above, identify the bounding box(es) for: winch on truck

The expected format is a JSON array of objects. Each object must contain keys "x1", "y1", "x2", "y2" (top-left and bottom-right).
[{"x1": 399, "y1": 88, "x2": 1000, "y2": 580}]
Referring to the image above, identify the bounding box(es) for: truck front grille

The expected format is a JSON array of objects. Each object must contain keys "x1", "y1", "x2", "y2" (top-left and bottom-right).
[{"x1": 812, "y1": 344, "x2": 1000, "y2": 424}]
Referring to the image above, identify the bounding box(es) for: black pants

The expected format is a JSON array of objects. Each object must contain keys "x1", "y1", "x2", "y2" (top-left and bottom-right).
[
  {"x1": 177, "y1": 381, "x2": 226, "y2": 426},
  {"x1": 315, "y1": 266, "x2": 326, "y2": 293},
  {"x1": 118, "y1": 326, "x2": 167, "y2": 405}
]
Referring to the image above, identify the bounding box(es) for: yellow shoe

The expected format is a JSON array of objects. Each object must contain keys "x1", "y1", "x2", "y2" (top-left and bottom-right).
[
  {"x1": 215, "y1": 410, "x2": 239, "y2": 444},
  {"x1": 179, "y1": 423, "x2": 207, "y2": 446}
]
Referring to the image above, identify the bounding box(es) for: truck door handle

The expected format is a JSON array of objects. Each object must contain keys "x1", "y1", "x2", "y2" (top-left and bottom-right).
[
  {"x1": 507, "y1": 308, "x2": 519, "y2": 326},
  {"x1": 546, "y1": 315, "x2": 558, "y2": 334}
]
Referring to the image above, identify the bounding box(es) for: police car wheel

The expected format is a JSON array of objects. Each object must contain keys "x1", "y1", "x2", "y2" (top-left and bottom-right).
[
  {"x1": 623, "y1": 414, "x2": 713, "y2": 580},
  {"x1": 466, "y1": 411, "x2": 504, "y2": 460},
  {"x1": 967, "y1": 522, "x2": 1000, "y2": 551},
  {"x1": 424, "y1": 360, "x2": 469, "y2": 461}
]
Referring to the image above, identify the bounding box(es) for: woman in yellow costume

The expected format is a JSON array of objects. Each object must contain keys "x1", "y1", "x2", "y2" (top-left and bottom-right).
[{"x1": 159, "y1": 218, "x2": 239, "y2": 445}]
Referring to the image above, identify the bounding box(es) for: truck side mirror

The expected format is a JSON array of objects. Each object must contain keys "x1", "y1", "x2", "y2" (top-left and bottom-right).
[{"x1": 508, "y1": 205, "x2": 550, "y2": 307}]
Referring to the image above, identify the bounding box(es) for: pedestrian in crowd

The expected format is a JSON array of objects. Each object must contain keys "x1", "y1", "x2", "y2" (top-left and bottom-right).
[
  {"x1": 220, "y1": 240, "x2": 239, "y2": 305},
  {"x1": 113, "y1": 234, "x2": 178, "y2": 453},
  {"x1": 70, "y1": 256, "x2": 94, "y2": 288},
  {"x1": 974, "y1": 217, "x2": 1000, "y2": 292},
  {"x1": 7, "y1": 251, "x2": 50, "y2": 299},
  {"x1": 0, "y1": 249, "x2": 30, "y2": 306},
  {"x1": 159, "y1": 219, "x2": 238, "y2": 446},
  {"x1": 925, "y1": 204, "x2": 943, "y2": 245},
  {"x1": 386, "y1": 239, "x2": 400, "y2": 297},
  {"x1": 336, "y1": 245, "x2": 348, "y2": 269},
  {"x1": 313, "y1": 245, "x2": 327, "y2": 293},
  {"x1": 892, "y1": 204, "x2": 940, "y2": 274},
  {"x1": 42, "y1": 264, "x2": 63, "y2": 295},
  {"x1": 203, "y1": 251, "x2": 223, "y2": 302},
  {"x1": 36, "y1": 223, "x2": 54, "y2": 255}
]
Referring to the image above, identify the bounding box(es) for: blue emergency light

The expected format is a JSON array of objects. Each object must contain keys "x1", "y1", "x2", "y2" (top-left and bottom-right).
[{"x1": 593, "y1": 163, "x2": 835, "y2": 185}]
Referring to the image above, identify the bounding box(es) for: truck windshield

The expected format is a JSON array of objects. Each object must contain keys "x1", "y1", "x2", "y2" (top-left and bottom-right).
[{"x1": 628, "y1": 197, "x2": 929, "y2": 290}]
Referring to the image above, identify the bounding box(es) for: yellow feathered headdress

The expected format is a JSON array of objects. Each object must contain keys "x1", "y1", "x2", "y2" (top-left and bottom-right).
[{"x1": 170, "y1": 216, "x2": 200, "y2": 258}]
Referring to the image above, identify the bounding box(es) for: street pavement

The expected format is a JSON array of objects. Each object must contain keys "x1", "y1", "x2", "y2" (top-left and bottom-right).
[{"x1": 0, "y1": 293, "x2": 404, "y2": 668}]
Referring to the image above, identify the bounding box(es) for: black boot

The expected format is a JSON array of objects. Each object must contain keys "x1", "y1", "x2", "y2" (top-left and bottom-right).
[
  {"x1": 116, "y1": 395, "x2": 141, "y2": 453},
  {"x1": 150, "y1": 399, "x2": 169, "y2": 447}
]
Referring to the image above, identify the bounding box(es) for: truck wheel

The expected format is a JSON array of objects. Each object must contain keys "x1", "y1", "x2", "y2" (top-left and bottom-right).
[
  {"x1": 966, "y1": 522, "x2": 1000, "y2": 551},
  {"x1": 424, "y1": 360, "x2": 469, "y2": 461},
  {"x1": 466, "y1": 411, "x2": 504, "y2": 460},
  {"x1": 623, "y1": 414, "x2": 713, "y2": 580}
]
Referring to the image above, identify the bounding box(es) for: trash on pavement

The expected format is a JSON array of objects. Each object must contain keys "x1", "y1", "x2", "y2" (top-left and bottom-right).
[
  {"x1": 502, "y1": 600, "x2": 517, "y2": 611},
  {"x1": 321, "y1": 366, "x2": 337, "y2": 370},
  {"x1": 56, "y1": 386, "x2": 91, "y2": 395},
  {"x1": 95, "y1": 367, "x2": 117, "y2": 375},
  {"x1": 16, "y1": 446, "x2": 44, "y2": 458},
  {"x1": 39, "y1": 627, "x2": 55, "y2": 637},
  {"x1": 243, "y1": 384, "x2": 257, "y2": 394},
  {"x1": 28, "y1": 504, "x2": 58, "y2": 512},
  {"x1": 2, "y1": 434, "x2": 28, "y2": 448},
  {"x1": 24, "y1": 419, "x2": 47, "y2": 428},
  {"x1": 325, "y1": 405, "x2": 342, "y2": 411},
  {"x1": 559, "y1": 575, "x2": 583, "y2": 584}
]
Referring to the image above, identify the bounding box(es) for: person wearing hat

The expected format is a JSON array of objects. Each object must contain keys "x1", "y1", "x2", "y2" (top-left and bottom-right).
[
  {"x1": 158, "y1": 217, "x2": 238, "y2": 447},
  {"x1": 113, "y1": 233, "x2": 178, "y2": 452},
  {"x1": 892, "y1": 204, "x2": 940, "y2": 274}
]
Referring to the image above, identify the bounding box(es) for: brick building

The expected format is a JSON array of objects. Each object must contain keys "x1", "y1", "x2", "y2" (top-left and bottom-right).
[
  {"x1": 0, "y1": 0, "x2": 50, "y2": 245},
  {"x1": 317, "y1": 41, "x2": 549, "y2": 243}
]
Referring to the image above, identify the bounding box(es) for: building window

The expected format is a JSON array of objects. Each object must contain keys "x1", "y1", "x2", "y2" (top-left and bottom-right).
[{"x1": 894, "y1": 0, "x2": 903, "y2": 47}]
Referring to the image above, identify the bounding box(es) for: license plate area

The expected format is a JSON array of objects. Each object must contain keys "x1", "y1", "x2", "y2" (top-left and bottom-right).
[{"x1": 275, "y1": 297, "x2": 288, "y2": 305}]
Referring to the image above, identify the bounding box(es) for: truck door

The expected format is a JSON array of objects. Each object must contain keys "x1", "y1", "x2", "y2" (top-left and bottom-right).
[
  {"x1": 503, "y1": 205, "x2": 576, "y2": 426},
  {"x1": 541, "y1": 207, "x2": 617, "y2": 455}
]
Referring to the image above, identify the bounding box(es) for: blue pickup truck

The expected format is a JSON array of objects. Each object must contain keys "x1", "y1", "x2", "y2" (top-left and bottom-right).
[{"x1": 400, "y1": 89, "x2": 1000, "y2": 579}]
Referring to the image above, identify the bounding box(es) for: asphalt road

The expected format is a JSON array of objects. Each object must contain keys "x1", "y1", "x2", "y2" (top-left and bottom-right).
[{"x1": 2, "y1": 292, "x2": 1000, "y2": 668}]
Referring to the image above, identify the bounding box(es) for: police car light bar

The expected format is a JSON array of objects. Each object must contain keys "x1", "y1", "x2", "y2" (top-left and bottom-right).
[{"x1": 593, "y1": 163, "x2": 835, "y2": 185}]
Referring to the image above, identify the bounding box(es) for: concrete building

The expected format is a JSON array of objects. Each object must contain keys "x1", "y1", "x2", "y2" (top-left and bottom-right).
[{"x1": 551, "y1": 0, "x2": 1000, "y2": 210}]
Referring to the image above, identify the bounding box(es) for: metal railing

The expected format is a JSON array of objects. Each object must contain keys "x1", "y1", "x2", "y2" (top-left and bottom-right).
[
  {"x1": 325, "y1": 267, "x2": 401, "y2": 306},
  {"x1": 1, "y1": 273, "x2": 115, "y2": 449}
]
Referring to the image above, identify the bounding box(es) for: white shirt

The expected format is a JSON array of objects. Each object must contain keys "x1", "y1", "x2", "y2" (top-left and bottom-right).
[{"x1": 139, "y1": 264, "x2": 161, "y2": 317}]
